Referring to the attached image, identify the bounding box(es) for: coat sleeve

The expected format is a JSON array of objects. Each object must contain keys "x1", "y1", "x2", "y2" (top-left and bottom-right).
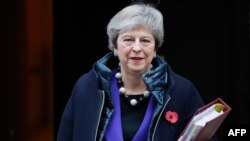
[
  {"x1": 56, "y1": 85, "x2": 77, "y2": 141},
  {"x1": 184, "y1": 80, "x2": 218, "y2": 141}
]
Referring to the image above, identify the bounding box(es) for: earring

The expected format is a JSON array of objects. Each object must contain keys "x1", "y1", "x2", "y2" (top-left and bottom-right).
[
  {"x1": 150, "y1": 64, "x2": 153, "y2": 70},
  {"x1": 153, "y1": 53, "x2": 156, "y2": 58}
]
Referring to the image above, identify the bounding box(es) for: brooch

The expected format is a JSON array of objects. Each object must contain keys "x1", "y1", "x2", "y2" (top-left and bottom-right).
[{"x1": 165, "y1": 111, "x2": 178, "y2": 124}]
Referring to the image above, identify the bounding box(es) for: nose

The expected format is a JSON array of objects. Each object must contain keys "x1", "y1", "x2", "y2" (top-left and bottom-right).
[{"x1": 132, "y1": 41, "x2": 142, "y2": 53}]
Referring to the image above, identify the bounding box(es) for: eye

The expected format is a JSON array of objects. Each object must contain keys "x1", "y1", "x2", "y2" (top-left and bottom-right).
[
  {"x1": 142, "y1": 39, "x2": 151, "y2": 43},
  {"x1": 123, "y1": 38, "x2": 134, "y2": 42},
  {"x1": 122, "y1": 37, "x2": 134, "y2": 46},
  {"x1": 140, "y1": 38, "x2": 153, "y2": 47}
]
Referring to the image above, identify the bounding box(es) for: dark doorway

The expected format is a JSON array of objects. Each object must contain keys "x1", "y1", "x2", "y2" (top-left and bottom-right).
[{"x1": 53, "y1": 0, "x2": 250, "y2": 140}]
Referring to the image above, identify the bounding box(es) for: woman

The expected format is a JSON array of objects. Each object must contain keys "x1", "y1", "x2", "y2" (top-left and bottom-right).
[{"x1": 57, "y1": 3, "x2": 216, "y2": 141}]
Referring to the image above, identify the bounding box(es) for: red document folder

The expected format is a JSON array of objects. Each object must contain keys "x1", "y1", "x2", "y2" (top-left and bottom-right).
[{"x1": 178, "y1": 98, "x2": 231, "y2": 141}]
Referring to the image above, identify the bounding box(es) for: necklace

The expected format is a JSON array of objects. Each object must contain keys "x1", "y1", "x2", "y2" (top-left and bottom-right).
[{"x1": 115, "y1": 67, "x2": 151, "y2": 106}]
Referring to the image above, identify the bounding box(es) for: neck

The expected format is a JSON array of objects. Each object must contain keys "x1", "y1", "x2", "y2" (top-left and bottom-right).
[{"x1": 121, "y1": 71, "x2": 147, "y2": 95}]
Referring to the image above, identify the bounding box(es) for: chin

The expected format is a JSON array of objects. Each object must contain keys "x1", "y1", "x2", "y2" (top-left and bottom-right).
[
  {"x1": 127, "y1": 64, "x2": 150, "y2": 72},
  {"x1": 129, "y1": 67, "x2": 148, "y2": 73}
]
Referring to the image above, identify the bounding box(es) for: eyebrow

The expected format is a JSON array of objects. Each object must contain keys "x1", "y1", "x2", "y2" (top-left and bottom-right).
[{"x1": 119, "y1": 34, "x2": 154, "y2": 39}]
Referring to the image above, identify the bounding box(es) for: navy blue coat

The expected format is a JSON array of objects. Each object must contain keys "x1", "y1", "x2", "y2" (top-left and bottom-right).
[{"x1": 57, "y1": 53, "x2": 216, "y2": 141}]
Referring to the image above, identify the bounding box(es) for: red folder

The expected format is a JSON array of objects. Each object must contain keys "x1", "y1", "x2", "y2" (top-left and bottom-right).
[{"x1": 178, "y1": 98, "x2": 231, "y2": 141}]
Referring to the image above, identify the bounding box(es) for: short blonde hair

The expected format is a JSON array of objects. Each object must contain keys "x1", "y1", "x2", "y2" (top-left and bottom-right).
[{"x1": 107, "y1": 3, "x2": 164, "y2": 51}]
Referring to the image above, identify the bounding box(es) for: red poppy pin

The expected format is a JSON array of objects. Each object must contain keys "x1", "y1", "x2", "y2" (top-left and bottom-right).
[{"x1": 165, "y1": 111, "x2": 178, "y2": 124}]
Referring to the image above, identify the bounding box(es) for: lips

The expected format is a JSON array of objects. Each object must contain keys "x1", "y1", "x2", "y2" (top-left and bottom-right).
[{"x1": 130, "y1": 57, "x2": 143, "y2": 60}]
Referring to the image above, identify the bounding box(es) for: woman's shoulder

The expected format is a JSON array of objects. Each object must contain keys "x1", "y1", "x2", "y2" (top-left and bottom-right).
[
  {"x1": 69, "y1": 69, "x2": 100, "y2": 100},
  {"x1": 166, "y1": 67, "x2": 203, "y2": 104},
  {"x1": 73, "y1": 69, "x2": 99, "y2": 90},
  {"x1": 168, "y1": 67, "x2": 195, "y2": 88}
]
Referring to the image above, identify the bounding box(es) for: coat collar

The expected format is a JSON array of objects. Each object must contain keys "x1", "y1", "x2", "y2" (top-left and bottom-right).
[{"x1": 94, "y1": 52, "x2": 172, "y2": 105}]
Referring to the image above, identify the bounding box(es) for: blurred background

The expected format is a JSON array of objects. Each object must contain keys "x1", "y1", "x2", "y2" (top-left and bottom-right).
[{"x1": 1, "y1": 0, "x2": 249, "y2": 141}]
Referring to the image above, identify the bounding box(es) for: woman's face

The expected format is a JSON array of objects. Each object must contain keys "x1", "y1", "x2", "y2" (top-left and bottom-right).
[{"x1": 114, "y1": 26, "x2": 156, "y2": 74}]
